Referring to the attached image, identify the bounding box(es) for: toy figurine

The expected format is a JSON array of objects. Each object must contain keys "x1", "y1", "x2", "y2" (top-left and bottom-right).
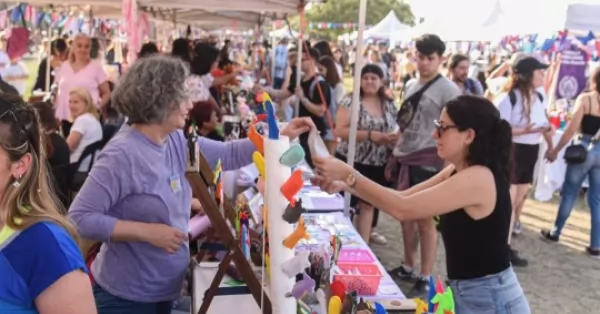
[
  {"x1": 282, "y1": 217, "x2": 309, "y2": 249},
  {"x1": 281, "y1": 251, "x2": 311, "y2": 278},
  {"x1": 282, "y1": 199, "x2": 306, "y2": 224}
]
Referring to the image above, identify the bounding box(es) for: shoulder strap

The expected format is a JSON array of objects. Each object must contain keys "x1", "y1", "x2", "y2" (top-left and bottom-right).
[{"x1": 588, "y1": 95, "x2": 592, "y2": 114}]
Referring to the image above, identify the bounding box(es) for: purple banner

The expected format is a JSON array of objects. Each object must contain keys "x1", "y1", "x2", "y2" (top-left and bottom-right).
[{"x1": 555, "y1": 47, "x2": 588, "y2": 100}]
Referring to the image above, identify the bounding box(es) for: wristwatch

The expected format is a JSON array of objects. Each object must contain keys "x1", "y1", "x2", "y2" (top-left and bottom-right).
[{"x1": 345, "y1": 171, "x2": 360, "y2": 189}]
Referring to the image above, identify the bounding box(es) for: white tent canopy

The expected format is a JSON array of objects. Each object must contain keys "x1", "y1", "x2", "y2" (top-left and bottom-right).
[
  {"x1": 270, "y1": 27, "x2": 298, "y2": 38},
  {"x1": 364, "y1": 10, "x2": 410, "y2": 39},
  {"x1": 26, "y1": 0, "x2": 301, "y2": 29},
  {"x1": 565, "y1": 3, "x2": 600, "y2": 33}
]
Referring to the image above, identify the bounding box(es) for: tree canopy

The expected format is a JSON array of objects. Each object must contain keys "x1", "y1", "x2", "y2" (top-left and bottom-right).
[{"x1": 303, "y1": 0, "x2": 415, "y2": 39}]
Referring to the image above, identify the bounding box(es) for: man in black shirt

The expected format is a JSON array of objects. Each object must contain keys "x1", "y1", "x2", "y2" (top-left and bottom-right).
[{"x1": 259, "y1": 47, "x2": 332, "y2": 167}]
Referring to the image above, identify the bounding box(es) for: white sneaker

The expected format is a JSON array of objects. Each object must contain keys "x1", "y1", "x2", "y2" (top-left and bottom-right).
[
  {"x1": 370, "y1": 232, "x2": 388, "y2": 245},
  {"x1": 513, "y1": 222, "x2": 522, "y2": 235}
]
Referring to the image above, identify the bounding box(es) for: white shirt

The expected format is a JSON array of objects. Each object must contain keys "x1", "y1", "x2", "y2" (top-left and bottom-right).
[
  {"x1": 0, "y1": 51, "x2": 10, "y2": 69},
  {"x1": 495, "y1": 89, "x2": 548, "y2": 145},
  {"x1": 186, "y1": 74, "x2": 214, "y2": 103},
  {"x1": 2, "y1": 61, "x2": 28, "y2": 95},
  {"x1": 70, "y1": 113, "x2": 103, "y2": 171}
]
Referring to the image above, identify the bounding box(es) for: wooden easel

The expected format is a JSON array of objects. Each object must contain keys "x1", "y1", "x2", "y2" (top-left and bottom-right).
[{"x1": 186, "y1": 143, "x2": 272, "y2": 314}]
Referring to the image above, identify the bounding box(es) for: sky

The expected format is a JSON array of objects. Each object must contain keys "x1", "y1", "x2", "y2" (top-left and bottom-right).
[{"x1": 403, "y1": 0, "x2": 600, "y2": 22}]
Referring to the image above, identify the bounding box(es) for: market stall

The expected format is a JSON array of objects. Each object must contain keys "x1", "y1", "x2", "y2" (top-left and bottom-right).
[{"x1": 192, "y1": 212, "x2": 411, "y2": 314}]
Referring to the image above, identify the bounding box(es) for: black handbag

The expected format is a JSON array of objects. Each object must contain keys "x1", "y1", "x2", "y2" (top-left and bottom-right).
[
  {"x1": 397, "y1": 74, "x2": 442, "y2": 132},
  {"x1": 563, "y1": 127, "x2": 600, "y2": 164}
]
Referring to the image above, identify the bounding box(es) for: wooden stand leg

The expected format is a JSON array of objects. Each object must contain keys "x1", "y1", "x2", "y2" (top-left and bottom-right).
[{"x1": 198, "y1": 253, "x2": 233, "y2": 314}]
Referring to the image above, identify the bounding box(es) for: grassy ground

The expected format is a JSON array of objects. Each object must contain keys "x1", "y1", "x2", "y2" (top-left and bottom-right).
[{"x1": 23, "y1": 58, "x2": 40, "y2": 98}]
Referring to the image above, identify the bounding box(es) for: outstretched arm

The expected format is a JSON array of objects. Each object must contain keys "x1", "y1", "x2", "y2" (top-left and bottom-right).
[{"x1": 348, "y1": 166, "x2": 492, "y2": 220}]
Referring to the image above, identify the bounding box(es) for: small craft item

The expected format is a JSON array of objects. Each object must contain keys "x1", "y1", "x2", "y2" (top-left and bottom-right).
[
  {"x1": 414, "y1": 298, "x2": 428, "y2": 314},
  {"x1": 315, "y1": 288, "x2": 328, "y2": 314},
  {"x1": 279, "y1": 144, "x2": 306, "y2": 167},
  {"x1": 356, "y1": 298, "x2": 375, "y2": 314},
  {"x1": 330, "y1": 280, "x2": 346, "y2": 303},
  {"x1": 431, "y1": 287, "x2": 455, "y2": 314},
  {"x1": 281, "y1": 169, "x2": 303, "y2": 206},
  {"x1": 281, "y1": 251, "x2": 311, "y2": 278},
  {"x1": 341, "y1": 291, "x2": 358, "y2": 314},
  {"x1": 373, "y1": 302, "x2": 387, "y2": 314},
  {"x1": 331, "y1": 235, "x2": 343, "y2": 265},
  {"x1": 286, "y1": 272, "x2": 315, "y2": 299},
  {"x1": 427, "y1": 276, "x2": 436, "y2": 312},
  {"x1": 248, "y1": 123, "x2": 264, "y2": 155},
  {"x1": 265, "y1": 252, "x2": 271, "y2": 277},
  {"x1": 282, "y1": 217, "x2": 309, "y2": 249},
  {"x1": 252, "y1": 152, "x2": 266, "y2": 178},
  {"x1": 328, "y1": 296, "x2": 342, "y2": 314},
  {"x1": 254, "y1": 113, "x2": 267, "y2": 123},
  {"x1": 261, "y1": 93, "x2": 280, "y2": 139},
  {"x1": 282, "y1": 199, "x2": 306, "y2": 224},
  {"x1": 297, "y1": 299, "x2": 312, "y2": 314},
  {"x1": 240, "y1": 224, "x2": 251, "y2": 260},
  {"x1": 308, "y1": 127, "x2": 330, "y2": 158},
  {"x1": 186, "y1": 124, "x2": 199, "y2": 171}
]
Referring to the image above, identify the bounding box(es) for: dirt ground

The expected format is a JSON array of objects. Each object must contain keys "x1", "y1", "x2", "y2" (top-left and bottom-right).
[{"x1": 369, "y1": 196, "x2": 600, "y2": 313}]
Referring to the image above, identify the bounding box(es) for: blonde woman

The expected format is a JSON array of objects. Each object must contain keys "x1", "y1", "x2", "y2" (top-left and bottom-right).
[
  {"x1": 0, "y1": 94, "x2": 96, "y2": 313},
  {"x1": 66, "y1": 88, "x2": 103, "y2": 176},
  {"x1": 55, "y1": 34, "x2": 110, "y2": 127}
]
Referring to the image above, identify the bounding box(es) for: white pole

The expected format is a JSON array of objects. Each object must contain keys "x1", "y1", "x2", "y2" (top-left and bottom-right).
[
  {"x1": 264, "y1": 136, "x2": 296, "y2": 314},
  {"x1": 295, "y1": 33, "x2": 302, "y2": 117},
  {"x1": 343, "y1": 0, "x2": 367, "y2": 216}
]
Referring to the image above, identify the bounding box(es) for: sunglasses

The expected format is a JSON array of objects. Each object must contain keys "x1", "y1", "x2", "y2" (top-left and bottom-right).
[{"x1": 434, "y1": 120, "x2": 461, "y2": 137}]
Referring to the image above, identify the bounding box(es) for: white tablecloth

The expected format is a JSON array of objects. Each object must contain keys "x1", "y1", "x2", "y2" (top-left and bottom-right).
[{"x1": 534, "y1": 132, "x2": 588, "y2": 201}]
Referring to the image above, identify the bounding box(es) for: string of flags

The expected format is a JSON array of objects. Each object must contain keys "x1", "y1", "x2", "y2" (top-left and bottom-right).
[{"x1": 272, "y1": 19, "x2": 363, "y2": 30}]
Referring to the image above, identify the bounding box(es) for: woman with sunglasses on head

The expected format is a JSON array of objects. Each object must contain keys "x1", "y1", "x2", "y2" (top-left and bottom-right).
[
  {"x1": 312, "y1": 95, "x2": 530, "y2": 314},
  {"x1": 0, "y1": 95, "x2": 96, "y2": 313}
]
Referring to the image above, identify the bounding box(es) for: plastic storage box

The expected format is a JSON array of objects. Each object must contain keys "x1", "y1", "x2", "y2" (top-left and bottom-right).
[{"x1": 333, "y1": 263, "x2": 383, "y2": 295}]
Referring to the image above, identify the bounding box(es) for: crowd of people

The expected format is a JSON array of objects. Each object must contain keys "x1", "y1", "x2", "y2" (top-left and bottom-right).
[{"x1": 0, "y1": 29, "x2": 598, "y2": 314}]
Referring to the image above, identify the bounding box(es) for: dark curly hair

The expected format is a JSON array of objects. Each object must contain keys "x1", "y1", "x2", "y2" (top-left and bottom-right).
[{"x1": 445, "y1": 95, "x2": 513, "y2": 181}]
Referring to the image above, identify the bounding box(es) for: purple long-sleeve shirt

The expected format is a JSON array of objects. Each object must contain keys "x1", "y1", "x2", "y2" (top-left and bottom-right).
[{"x1": 68, "y1": 124, "x2": 255, "y2": 302}]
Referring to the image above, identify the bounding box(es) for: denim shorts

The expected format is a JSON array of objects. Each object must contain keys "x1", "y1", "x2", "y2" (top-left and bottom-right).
[{"x1": 448, "y1": 267, "x2": 531, "y2": 314}]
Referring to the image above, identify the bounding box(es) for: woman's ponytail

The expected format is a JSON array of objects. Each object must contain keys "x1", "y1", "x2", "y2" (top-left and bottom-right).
[{"x1": 492, "y1": 118, "x2": 513, "y2": 181}]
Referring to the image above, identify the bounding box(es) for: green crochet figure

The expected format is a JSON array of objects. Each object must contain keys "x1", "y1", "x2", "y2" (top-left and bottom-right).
[{"x1": 431, "y1": 287, "x2": 455, "y2": 314}]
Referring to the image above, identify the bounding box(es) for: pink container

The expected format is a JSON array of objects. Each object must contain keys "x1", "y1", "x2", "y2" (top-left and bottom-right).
[
  {"x1": 337, "y1": 249, "x2": 375, "y2": 264},
  {"x1": 333, "y1": 263, "x2": 383, "y2": 295}
]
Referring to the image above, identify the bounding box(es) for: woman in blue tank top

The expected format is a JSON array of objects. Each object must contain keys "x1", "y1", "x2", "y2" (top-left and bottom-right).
[
  {"x1": 312, "y1": 95, "x2": 531, "y2": 314},
  {"x1": 0, "y1": 95, "x2": 96, "y2": 313}
]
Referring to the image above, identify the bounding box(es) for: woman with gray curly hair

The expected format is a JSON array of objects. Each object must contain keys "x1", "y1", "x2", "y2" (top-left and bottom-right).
[{"x1": 68, "y1": 55, "x2": 313, "y2": 313}]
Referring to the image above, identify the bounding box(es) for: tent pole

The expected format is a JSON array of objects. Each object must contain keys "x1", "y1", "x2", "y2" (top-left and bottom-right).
[{"x1": 343, "y1": 0, "x2": 367, "y2": 217}]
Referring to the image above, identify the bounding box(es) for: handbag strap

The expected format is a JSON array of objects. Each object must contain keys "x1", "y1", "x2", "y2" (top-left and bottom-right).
[{"x1": 403, "y1": 74, "x2": 442, "y2": 104}]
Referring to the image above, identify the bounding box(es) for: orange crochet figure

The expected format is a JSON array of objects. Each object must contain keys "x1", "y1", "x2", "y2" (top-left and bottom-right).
[
  {"x1": 248, "y1": 124, "x2": 264, "y2": 155},
  {"x1": 282, "y1": 217, "x2": 309, "y2": 249},
  {"x1": 281, "y1": 170, "x2": 303, "y2": 206}
]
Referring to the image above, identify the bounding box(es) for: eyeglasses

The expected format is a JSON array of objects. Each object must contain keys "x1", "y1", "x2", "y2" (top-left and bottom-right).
[{"x1": 434, "y1": 120, "x2": 460, "y2": 137}]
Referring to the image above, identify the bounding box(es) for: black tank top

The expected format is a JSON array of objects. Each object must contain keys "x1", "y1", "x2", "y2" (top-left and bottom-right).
[
  {"x1": 581, "y1": 95, "x2": 600, "y2": 136},
  {"x1": 439, "y1": 170, "x2": 511, "y2": 280}
]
